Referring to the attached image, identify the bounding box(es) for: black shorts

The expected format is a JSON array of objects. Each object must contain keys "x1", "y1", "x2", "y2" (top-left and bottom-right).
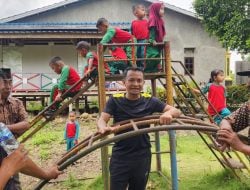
[{"x1": 110, "y1": 156, "x2": 151, "y2": 190}]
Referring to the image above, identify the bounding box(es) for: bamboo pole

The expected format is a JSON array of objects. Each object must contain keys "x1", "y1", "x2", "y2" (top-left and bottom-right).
[{"x1": 97, "y1": 43, "x2": 110, "y2": 190}]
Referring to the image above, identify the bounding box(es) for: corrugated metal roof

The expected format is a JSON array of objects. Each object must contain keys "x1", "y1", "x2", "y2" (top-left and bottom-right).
[
  {"x1": 0, "y1": 22, "x2": 131, "y2": 31},
  {"x1": 0, "y1": 0, "x2": 197, "y2": 23}
]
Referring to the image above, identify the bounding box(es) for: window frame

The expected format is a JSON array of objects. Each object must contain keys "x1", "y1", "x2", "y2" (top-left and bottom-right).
[{"x1": 184, "y1": 57, "x2": 194, "y2": 75}]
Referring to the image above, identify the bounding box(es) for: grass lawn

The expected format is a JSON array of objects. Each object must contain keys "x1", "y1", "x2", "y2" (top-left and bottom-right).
[
  {"x1": 80, "y1": 133, "x2": 250, "y2": 190},
  {"x1": 151, "y1": 133, "x2": 250, "y2": 190},
  {"x1": 22, "y1": 118, "x2": 250, "y2": 190}
]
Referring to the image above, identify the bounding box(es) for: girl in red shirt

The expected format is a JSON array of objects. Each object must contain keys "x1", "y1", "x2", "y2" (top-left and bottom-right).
[
  {"x1": 195, "y1": 69, "x2": 231, "y2": 124},
  {"x1": 64, "y1": 111, "x2": 80, "y2": 151}
]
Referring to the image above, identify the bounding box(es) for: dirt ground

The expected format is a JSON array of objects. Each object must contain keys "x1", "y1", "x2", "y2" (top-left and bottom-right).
[{"x1": 20, "y1": 114, "x2": 102, "y2": 190}]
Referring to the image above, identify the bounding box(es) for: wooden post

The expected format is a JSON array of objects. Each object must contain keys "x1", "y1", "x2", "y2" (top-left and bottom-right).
[
  {"x1": 75, "y1": 98, "x2": 80, "y2": 116},
  {"x1": 131, "y1": 37, "x2": 136, "y2": 67},
  {"x1": 165, "y1": 43, "x2": 173, "y2": 105},
  {"x1": 97, "y1": 44, "x2": 110, "y2": 190},
  {"x1": 41, "y1": 97, "x2": 45, "y2": 107},
  {"x1": 22, "y1": 97, "x2": 27, "y2": 110}
]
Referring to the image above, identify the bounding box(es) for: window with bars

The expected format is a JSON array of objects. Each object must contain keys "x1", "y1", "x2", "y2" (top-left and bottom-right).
[{"x1": 184, "y1": 57, "x2": 194, "y2": 75}]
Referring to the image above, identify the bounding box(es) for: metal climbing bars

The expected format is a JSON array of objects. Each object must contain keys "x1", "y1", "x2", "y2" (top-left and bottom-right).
[{"x1": 34, "y1": 115, "x2": 219, "y2": 189}]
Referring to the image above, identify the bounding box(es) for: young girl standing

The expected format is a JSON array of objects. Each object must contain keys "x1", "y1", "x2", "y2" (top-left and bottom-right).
[
  {"x1": 64, "y1": 111, "x2": 80, "y2": 151},
  {"x1": 145, "y1": 2, "x2": 166, "y2": 73},
  {"x1": 195, "y1": 69, "x2": 231, "y2": 125},
  {"x1": 131, "y1": 4, "x2": 149, "y2": 68}
]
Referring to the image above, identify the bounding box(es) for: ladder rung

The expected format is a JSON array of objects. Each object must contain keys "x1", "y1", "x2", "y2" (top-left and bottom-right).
[
  {"x1": 152, "y1": 151, "x2": 170, "y2": 154},
  {"x1": 208, "y1": 144, "x2": 231, "y2": 152},
  {"x1": 186, "y1": 114, "x2": 209, "y2": 119},
  {"x1": 185, "y1": 98, "x2": 195, "y2": 101},
  {"x1": 220, "y1": 158, "x2": 246, "y2": 169},
  {"x1": 173, "y1": 81, "x2": 185, "y2": 85}
]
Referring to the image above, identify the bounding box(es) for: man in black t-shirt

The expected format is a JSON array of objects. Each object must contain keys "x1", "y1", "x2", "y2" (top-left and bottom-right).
[{"x1": 98, "y1": 67, "x2": 181, "y2": 190}]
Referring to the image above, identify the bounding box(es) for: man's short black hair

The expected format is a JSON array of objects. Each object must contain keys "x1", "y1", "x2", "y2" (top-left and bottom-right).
[
  {"x1": 76, "y1": 41, "x2": 90, "y2": 51},
  {"x1": 123, "y1": 67, "x2": 144, "y2": 79},
  {"x1": 49, "y1": 56, "x2": 62, "y2": 65},
  {"x1": 0, "y1": 68, "x2": 11, "y2": 79},
  {"x1": 96, "y1": 18, "x2": 108, "y2": 28},
  {"x1": 0, "y1": 70, "x2": 5, "y2": 80}
]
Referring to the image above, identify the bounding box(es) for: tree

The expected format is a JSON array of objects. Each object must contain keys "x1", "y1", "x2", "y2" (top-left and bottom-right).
[{"x1": 193, "y1": 0, "x2": 250, "y2": 53}]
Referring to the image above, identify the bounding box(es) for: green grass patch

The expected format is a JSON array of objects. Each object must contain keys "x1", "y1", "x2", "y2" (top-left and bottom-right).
[
  {"x1": 147, "y1": 172, "x2": 170, "y2": 189},
  {"x1": 62, "y1": 175, "x2": 104, "y2": 190},
  {"x1": 58, "y1": 133, "x2": 250, "y2": 189},
  {"x1": 149, "y1": 133, "x2": 250, "y2": 190},
  {"x1": 85, "y1": 176, "x2": 103, "y2": 190},
  {"x1": 63, "y1": 173, "x2": 85, "y2": 189},
  {"x1": 39, "y1": 149, "x2": 50, "y2": 160},
  {"x1": 185, "y1": 170, "x2": 250, "y2": 190},
  {"x1": 27, "y1": 101, "x2": 44, "y2": 111},
  {"x1": 31, "y1": 130, "x2": 62, "y2": 146}
]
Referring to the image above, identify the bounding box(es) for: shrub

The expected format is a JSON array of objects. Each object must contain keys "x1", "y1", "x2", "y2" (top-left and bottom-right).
[
  {"x1": 146, "y1": 86, "x2": 166, "y2": 102},
  {"x1": 226, "y1": 85, "x2": 249, "y2": 110},
  {"x1": 63, "y1": 174, "x2": 84, "y2": 189},
  {"x1": 27, "y1": 101, "x2": 44, "y2": 111}
]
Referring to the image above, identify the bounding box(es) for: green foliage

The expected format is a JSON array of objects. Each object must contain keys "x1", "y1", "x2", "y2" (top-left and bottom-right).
[
  {"x1": 147, "y1": 172, "x2": 169, "y2": 189},
  {"x1": 37, "y1": 144, "x2": 51, "y2": 160},
  {"x1": 156, "y1": 87, "x2": 166, "y2": 102},
  {"x1": 226, "y1": 85, "x2": 249, "y2": 109},
  {"x1": 39, "y1": 149, "x2": 50, "y2": 160},
  {"x1": 244, "y1": 53, "x2": 250, "y2": 62},
  {"x1": 63, "y1": 174, "x2": 84, "y2": 189},
  {"x1": 146, "y1": 86, "x2": 166, "y2": 102},
  {"x1": 193, "y1": 0, "x2": 250, "y2": 52},
  {"x1": 186, "y1": 170, "x2": 250, "y2": 190},
  {"x1": 78, "y1": 134, "x2": 250, "y2": 190},
  {"x1": 158, "y1": 134, "x2": 250, "y2": 190},
  {"x1": 32, "y1": 130, "x2": 61, "y2": 146},
  {"x1": 85, "y1": 176, "x2": 103, "y2": 190},
  {"x1": 27, "y1": 101, "x2": 44, "y2": 111}
]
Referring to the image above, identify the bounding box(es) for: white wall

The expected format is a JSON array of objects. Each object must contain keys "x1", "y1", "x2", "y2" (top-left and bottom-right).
[
  {"x1": 165, "y1": 9, "x2": 225, "y2": 83},
  {"x1": 20, "y1": 44, "x2": 78, "y2": 73},
  {"x1": 0, "y1": 45, "x2": 80, "y2": 90}
]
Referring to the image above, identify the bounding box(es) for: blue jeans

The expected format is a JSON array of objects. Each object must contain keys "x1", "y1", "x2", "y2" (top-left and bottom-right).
[
  {"x1": 136, "y1": 39, "x2": 147, "y2": 68},
  {"x1": 66, "y1": 138, "x2": 75, "y2": 151}
]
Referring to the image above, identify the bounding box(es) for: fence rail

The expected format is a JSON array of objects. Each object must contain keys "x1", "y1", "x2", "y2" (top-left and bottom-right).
[
  {"x1": 11, "y1": 73, "x2": 125, "y2": 92},
  {"x1": 12, "y1": 73, "x2": 58, "y2": 92}
]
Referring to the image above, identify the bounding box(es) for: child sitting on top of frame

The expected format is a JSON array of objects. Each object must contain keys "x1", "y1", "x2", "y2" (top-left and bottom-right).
[
  {"x1": 96, "y1": 17, "x2": 135, "y2": 68},
  {"x1": 76, "y1": 41, "x2": 110, "y2": 78},
  {"x1": 131, "y1": 4, "x2": 149, "y2": 68}
]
